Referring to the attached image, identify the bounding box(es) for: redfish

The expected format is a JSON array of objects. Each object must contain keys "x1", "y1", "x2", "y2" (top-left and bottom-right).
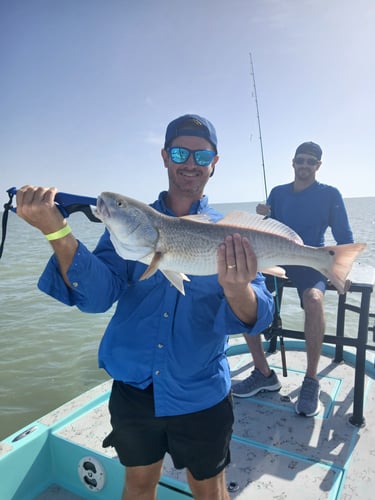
[{"x1": 95, "y1": 192, "x2": 366, "y2": 295}]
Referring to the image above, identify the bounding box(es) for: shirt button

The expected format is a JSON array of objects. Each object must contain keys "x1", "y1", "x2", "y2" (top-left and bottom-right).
[
  {"x1": 163, "y1": 312, "x2": 169, "y2": 318},
  {"x1": 72, "y1": 282, "x2": 79, "y2": 288},
  {"x1": 158, "y1": 343, "x2": 164, "y2": 349},
  {"x1": 155, "y1": 370, "x2": 160, "y2": 375}
]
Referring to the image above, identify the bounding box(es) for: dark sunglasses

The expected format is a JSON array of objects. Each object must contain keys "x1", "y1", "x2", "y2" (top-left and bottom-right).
[
  {"x1": 167, "y1": 147, "x2": 216, "y2": 167},
  {"x1": 294, "y1": 157, "x2": 319, "y2": 166}
]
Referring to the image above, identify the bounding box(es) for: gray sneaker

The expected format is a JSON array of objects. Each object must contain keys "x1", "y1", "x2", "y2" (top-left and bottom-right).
[
  {"x1": 295, "y1": 377, "x2": 321, "y2": 417},
  {"x1": 232, "y1": 368, "x2": 281, "y2": 398}
]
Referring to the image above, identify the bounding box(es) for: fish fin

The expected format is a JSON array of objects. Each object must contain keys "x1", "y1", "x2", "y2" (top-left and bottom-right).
[
  {"x1": 139, "y1": 252, "x2": 190, "y2": 296},
  {"x1": 180, "y1": 214, "x2": 213, "y2": 223},
  {"x1": 320, "y1": 243, "x2": 367, "y2": 294},
  {"x1": 217, "y1": 211, "x2": 304, "y2": 244},
  {"x1": 161, "y1": 270, "x2": 190, "y2": 295},
  {"x1": 139, "y1": 252, "x2": 163, "y2": 280},
  {"x1": 261, "y1": 266, "x2": 288, "y2": 279}
]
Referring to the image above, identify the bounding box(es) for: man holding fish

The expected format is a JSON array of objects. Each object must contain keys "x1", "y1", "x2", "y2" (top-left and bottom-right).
[
  {"x1": 232, "y1": 141, "x2": 356, "y2": 418},
  {"x1": 15, "y1": 115, "x2": 275, "y2": 500}
]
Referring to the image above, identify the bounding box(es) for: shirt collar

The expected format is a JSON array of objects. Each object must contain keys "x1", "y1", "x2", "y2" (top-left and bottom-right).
[{"x1": 152, "y1": 191, "x2": 210, "y2": 216}]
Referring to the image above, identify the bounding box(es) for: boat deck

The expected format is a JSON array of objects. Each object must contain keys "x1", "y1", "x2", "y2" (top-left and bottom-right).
[{"x1": 3, "y1": 336, "x2": 374, "y2": 500}]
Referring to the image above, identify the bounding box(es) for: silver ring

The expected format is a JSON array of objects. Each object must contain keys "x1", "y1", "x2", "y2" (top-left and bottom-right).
[{"x1": 227, "y1": 264, "x2": 237, "y2": 270}]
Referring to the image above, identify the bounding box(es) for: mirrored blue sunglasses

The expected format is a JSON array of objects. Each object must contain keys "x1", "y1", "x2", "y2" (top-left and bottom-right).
[{"x1": 167, "y1": 147, "x2": 216, "y2": 167}]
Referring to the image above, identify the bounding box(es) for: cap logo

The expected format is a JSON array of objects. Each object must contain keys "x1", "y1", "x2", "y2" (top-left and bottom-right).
[{"x1": 192, "y1": 118, "x2": 203, "y2": 126}]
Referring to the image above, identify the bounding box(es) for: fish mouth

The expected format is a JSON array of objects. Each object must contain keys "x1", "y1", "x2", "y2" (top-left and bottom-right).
[{"x1": 95, "y1": 195, "x2": 111, "y2": 220}]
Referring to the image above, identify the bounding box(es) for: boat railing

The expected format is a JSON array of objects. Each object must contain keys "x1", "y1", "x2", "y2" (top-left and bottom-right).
[{"x1": 266, "y1": 264, "x2": 375, "y2": 427}]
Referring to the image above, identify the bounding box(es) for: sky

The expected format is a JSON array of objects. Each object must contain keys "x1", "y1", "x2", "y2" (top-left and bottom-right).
[{"x1": 1, "y1": 0, "x2": 375, "y2": 211}]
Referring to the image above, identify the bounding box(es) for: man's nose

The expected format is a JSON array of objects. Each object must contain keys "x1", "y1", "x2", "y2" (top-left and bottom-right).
[{"x1": 184, "y1": 154, "x2": 197, "y2": 167}]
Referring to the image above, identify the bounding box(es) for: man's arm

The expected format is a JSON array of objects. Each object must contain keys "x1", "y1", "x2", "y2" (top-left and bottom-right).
[{"x1": 330, "y1": 189, "x2": 354, "y2": 244}]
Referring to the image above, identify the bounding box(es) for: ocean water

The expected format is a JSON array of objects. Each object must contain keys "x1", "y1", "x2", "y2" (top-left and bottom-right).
[{"x1": 0, "y1": 197, "x2": 374, "y2": 440}]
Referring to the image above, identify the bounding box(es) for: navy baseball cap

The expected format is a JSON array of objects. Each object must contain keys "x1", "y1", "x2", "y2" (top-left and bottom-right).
[
  {"x1": 164, "y1": 114, "x2": 218, "y2": 153},
  {"x1": 295, "y1": 142, "x2": 322, "y2": 160}
]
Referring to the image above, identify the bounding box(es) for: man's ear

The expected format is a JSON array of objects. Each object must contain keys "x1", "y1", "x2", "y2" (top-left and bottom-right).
[
  {"x1": 161, "y1": 149, "x2": 169, "y2": 168},
  {"x1": 209, "y1": 155, "x2": 219, "y2": 177}
]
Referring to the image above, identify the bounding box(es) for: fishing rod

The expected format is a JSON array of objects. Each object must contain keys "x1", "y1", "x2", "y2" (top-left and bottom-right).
[
  {"x1": 249, "y1": 52, "x2": 287, "y2": 377},
  {"x1": 0, "y1": 187, "x2": 101, "y2": 259},
  {"x1": 249, "y1": 52, "x2": 268, "y2": 201}
]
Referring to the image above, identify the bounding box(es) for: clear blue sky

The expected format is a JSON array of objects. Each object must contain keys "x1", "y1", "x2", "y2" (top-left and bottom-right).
[{"x1": 1, "y1": 0, "x2": 374, "y2": 210}]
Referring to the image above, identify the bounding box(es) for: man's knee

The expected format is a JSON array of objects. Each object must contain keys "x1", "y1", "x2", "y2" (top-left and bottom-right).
[
  {"x1": 123, "y1": 461, "x2": 162, "y2": 499},
  {"x1": 187, "y1": 469, "x2": 229, "y2": 500},
  {"x1": 303, "y1": 288, "x2": 324, "y2": 312}
]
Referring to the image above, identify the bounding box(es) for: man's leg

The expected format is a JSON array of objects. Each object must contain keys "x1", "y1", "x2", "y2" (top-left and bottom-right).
[
  {"x1": 122, "y1": 460, "x2": 163, "y2": 500},
  {"x1": 280, "y1": 266, "x2": 326, "y2": 417},
  {"x1": 295, "y1": 286, "x2": 325, "y2": 417},
  {"x1": 232, "y1": 334, "x2": 281, "y2": 397},
  {"x1": 244, "y1": 333, "x2": 273, "y2": 376},
  {"x1": 103, "y1": 382, "x2": 168, "y2": 499},
  {"x1": 187, "y1": 468, "x2": 229, "y2": 500},
  {"x1": 302, "y1": 287, "x2": 325, "y2": 379},
  {"x1": 166, "y1": 394, "x2": 233, "y2": 499}
]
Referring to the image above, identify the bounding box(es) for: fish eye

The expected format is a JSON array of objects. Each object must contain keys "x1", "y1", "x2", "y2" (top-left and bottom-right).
[{"x1": 116, "y1": 199, "x2": 127, "y2": 208}]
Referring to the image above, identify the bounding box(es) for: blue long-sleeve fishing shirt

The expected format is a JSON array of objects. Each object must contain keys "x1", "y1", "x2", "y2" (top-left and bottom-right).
[
  {"x1": 267, "y1": 181, "x2": 354, "y2": 245},
  {"x1": 38, "y1": 192, "x2": 274, "y2": 417}
]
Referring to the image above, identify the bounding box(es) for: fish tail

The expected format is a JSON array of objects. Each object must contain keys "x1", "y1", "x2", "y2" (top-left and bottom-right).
[{"x1": 323, "y1": 243, "x2": 366, "y2": 294}]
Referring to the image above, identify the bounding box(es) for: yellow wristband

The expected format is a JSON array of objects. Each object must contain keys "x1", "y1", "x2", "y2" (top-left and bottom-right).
[{"x1": 45, "y1": 225, "x2": 72, "y2": 241}]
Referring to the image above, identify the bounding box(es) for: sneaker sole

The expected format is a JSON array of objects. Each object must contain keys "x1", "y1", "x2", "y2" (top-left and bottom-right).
[
  {"x1": 295, "y1": 400, "x2": 321, "y2": 417},
  {"x1": 232, "y1": 384, "x2": 281, "y2": 398}
]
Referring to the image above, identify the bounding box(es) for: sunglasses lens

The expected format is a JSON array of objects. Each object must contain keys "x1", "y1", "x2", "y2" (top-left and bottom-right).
[
  {"x1": 295, "y1": 157, "x2": 317, "y2": 166},
  {"x1": 194, "y1": 150, "x2": 215, "y2": 167},
  {"x1": 169, "y1": 147, "x2": 190, "y2": 164}
]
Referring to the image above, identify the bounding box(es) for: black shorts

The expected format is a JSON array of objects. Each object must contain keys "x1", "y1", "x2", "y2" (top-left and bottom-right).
[{"x1": 102, "y1": 381, "x2": 234, "y2": 481}]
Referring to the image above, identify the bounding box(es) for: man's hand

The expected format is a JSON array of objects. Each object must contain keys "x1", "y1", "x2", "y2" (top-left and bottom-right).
[
  {"x1": 16, "y1": 185, "x2": 78, "y2": 286},
  {"x1": 16, "y1": 185, "x2": 65, "y2": 235},
  {"x1": 256, "y1": 203, "x2": 271, "y2": 217},
  {"x1": 217, "y1": 233, "x2": 258, "y2": 325},
  {"x1": 217, "y1": 234, "x2": 257, "y2": 290}
]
